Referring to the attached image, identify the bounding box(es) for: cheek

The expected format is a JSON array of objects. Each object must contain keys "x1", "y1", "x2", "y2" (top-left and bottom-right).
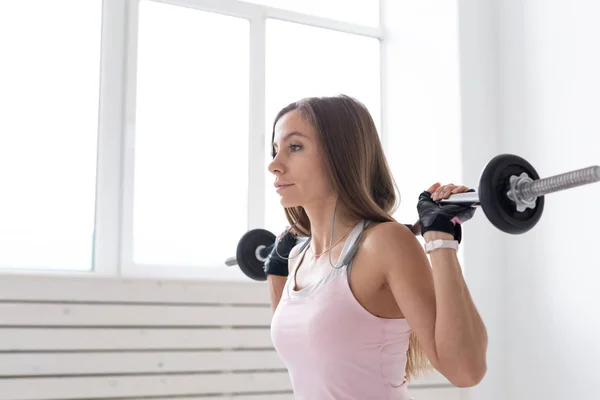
[
  {"x1": 304, "y1": 168, "x2": 333, "y2": 193},
  {"x1": 296, "y1": 152, "x2": 332, "y2": 192},
  {"x1": 302, "y1": 158, "x2": 324, "y2": 179},
  {"x1": 314, "y1": 159, "x2": 333, "y2": 187}
]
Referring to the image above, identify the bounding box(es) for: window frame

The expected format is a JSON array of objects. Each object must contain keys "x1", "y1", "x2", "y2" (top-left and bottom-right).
[{"x1": 0, "y1": 0, "x2": 386, "y2": 281}]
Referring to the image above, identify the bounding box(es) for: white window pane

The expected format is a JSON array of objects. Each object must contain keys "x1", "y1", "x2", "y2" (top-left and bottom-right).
[
  {"x1": 133, "y1": 1, "x2": 249, "y2": 267},
  {"x1": 264, "y1": 19, "x2": 380, "y2": 234},
  {"x1": 0, "y1": 1, "x2": 102, "y2": 271},
  {"x1": 245, "y1": 0, "x2": 379, "y2": 27}
]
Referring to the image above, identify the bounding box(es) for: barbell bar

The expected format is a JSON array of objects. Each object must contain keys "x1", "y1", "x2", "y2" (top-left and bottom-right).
[
  {"x1": 227, "y1": 153, "x2": 600, "y2": 280},
  {"x1": 440, "y1": 166, "x2": 600, "y2": 206},
  {"x1": 435, "y1": 154, "x2": 600, "y2": 234}
]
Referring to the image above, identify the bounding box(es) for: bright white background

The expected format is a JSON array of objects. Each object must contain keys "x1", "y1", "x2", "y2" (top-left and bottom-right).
[
  {"x1": 5, "y1": 1, "x2": 596, "y2": 399},
  {"x1": 0, "y1": 0, "x2": 462, "y2": 281}
]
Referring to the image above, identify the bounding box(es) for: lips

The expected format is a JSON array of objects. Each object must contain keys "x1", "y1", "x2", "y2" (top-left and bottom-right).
[{"x1": 275, "y1": 183, "x2": 294, "y2": 192}]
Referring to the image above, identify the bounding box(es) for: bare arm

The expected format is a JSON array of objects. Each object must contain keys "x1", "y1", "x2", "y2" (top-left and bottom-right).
[
  {"x1": 424, "y1": 230, "x2": 488, "y2": 385},
  {"x1": 267, "y1": 243, "x2": 301, "y2": 313},
  {"x1": 370, "y1": 222, "x2": 487, "y2": 387},
  {"x1": 267, "y1": 275, "x2": 287, "y2": 313}
]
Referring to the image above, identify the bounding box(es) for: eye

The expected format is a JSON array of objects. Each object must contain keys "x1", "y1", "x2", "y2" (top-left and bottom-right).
[{"x1": 271, "y1": 143, "x2": 302, "y2": 158}]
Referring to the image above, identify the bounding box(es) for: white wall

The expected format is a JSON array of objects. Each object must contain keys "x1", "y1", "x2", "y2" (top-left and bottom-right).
[
  {"x1": 383, "y1": 2, "x2": 507, "y2": 399},
  {"x1": 456, "y1": 1, "x2": 507, "y2": 399},
  {"x1": 499, "y1": 1, "x2": 600, "y2": 399},
  {"x1": 459, "y1": 1, "x2": 600, "y2": 399}
]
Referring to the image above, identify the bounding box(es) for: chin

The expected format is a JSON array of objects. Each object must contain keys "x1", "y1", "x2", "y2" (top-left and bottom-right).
[
  {"x1": 279, "y1": 194, "x2": 303, "y2": 209},
  {"x1": 280, "y1": 199, "x2": 301, "y2": 208}
]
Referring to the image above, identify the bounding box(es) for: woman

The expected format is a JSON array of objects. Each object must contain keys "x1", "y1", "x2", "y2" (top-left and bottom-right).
[{"x1": 265, "y1": 94, "x2": 487, "y2": 399}]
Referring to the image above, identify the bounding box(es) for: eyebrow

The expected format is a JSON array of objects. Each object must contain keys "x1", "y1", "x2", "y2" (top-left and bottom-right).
[{"x1": 272, "y1": 131, "x2": 308, "y2": 149}]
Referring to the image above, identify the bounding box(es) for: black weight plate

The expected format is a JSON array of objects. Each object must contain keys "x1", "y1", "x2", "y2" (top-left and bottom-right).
[
  {"x1": 478, "y1": 154, "x2": 545, "y2": 234},
  {"x1": 236, "y1": 229, "x2": 276, "y2": 281}
]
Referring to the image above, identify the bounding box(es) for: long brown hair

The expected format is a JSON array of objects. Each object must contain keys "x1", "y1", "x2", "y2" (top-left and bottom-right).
[{"x1": 270, "y1": 94, "x2": 433, "y2": 380}]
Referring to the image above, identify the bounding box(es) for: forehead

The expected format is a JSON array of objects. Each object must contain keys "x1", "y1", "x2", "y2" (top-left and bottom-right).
[{"x1": 273, "y1": 110, "x2": 315, "y2": 145}]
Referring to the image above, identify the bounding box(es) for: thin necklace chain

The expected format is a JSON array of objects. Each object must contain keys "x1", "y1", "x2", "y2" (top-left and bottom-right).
[{"x1": 309, "y1": 225, "x2": 353, "y2": 258}]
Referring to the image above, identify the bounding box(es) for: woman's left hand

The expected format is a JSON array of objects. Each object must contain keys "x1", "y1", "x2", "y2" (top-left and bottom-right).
[
  {"x1": 417, "y1": 183, "x2": 477, "y2": 243},
  {"x1": 429, "y1": 182, "x2": 470, "y2": 201}
]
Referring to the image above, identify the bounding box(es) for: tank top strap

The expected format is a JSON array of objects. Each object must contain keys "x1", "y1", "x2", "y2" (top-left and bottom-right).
[
  {"x1": 284, "y1": 219, "x2": 371, "y2": 299},
  {"x1": 281, "y1": 237, "x2": 310, "y2": 293},
  {"x1": 338, "y1": 218, "x2": 372, "y2": 270}
]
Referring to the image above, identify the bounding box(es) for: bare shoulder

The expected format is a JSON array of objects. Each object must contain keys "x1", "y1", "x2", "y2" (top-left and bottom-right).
[
  {"x1": 362, "y1": 221, "x2": 418, "y2": 250},
  {"x1": 360, "y1": 221, "x2": 428, "y2": 280}
]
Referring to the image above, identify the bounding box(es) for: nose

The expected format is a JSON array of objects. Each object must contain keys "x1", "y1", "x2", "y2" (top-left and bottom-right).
[{"x1": 268, "y1": 153, "x2": 285, "y2": 175}]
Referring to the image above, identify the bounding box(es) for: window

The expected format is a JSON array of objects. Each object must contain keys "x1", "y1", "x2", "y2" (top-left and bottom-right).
[
  {"x1": 0, "y1": 0, "x2": 102, "y2": 271},
  {"x1": 132, "y1": 1, "x2": 250, "y2": 267},
  {"x1": 243, "y1": 0, "x2": 379, "y2": 27},
  {"x1": 1, "y1": 0, "x2": 463, "y2": 280},
  {"x1": 263, "y1": 19, "x2": 381, "y2": 233},
  {"x1": 0, "y1": 0, "x2": 385, "y2": 278}
]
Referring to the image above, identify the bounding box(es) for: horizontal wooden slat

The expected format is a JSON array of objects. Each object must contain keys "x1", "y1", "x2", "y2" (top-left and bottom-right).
[
  {"x1": 0, "y1": 372, "x2": 292, "y2": 400},
  {"x1": 0, "y1": 348, "x2": 451, "y2": 387},
  {"x1": 0, "y1": 303, "x2": 272, "y2": 326},
  {"x1": 2, "y1": 351, "x2": 285, "y2": 376},
  {"x1": 0, "y1": 328, "x2": 273, "y2": 350},
  {"x1": 0, "y1": 275, "x2": 269, "y2": 304}
]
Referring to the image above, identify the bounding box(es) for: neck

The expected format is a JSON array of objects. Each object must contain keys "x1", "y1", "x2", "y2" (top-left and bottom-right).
[{"x1": 302, "y1": 196, "x2": 360, "y2": 256}]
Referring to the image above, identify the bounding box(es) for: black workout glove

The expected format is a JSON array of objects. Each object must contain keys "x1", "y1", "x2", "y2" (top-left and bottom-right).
[
  {"x1": 263, "y1": 230, "x2": 297, "y2": 277},
  {"x1": 417, "y1": 189, "x2": 477, "y2": 243}
]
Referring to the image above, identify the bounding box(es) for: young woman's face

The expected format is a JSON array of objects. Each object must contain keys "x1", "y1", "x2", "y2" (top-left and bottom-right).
[{"x1": 268, "y1": 110, "x2": 334, "y2": 208}]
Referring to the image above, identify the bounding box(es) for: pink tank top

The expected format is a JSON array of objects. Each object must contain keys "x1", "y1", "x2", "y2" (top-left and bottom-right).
[{"x1": 270, "y1": 219, "x2": 414, "y2": 399}]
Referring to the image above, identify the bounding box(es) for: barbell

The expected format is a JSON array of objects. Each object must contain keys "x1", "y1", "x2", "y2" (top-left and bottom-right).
[
  {"x1": 226, "y1": 153, "x2": 600, "y2": 281},
  {"x1": 224, "y1": 229, "x2": 277, "y2": 281},
  {"x1": 437, "y1": 153, "x2": 599, "y2": 234}
]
